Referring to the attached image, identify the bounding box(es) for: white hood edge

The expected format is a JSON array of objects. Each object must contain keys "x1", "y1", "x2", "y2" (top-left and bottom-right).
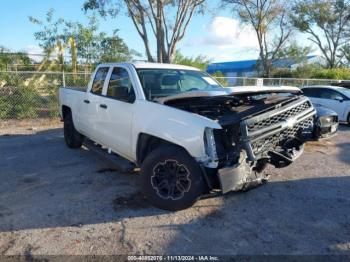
[{"x1": 155, "y1": 85, "x2": 301, "y2": 104}]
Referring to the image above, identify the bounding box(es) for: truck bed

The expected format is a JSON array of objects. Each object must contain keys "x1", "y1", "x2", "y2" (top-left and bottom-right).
[{"x1": 58, "y1": 87, "x2": 86, "y2": 120}]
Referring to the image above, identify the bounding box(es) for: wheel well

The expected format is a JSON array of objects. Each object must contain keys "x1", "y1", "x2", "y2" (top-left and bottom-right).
[
  {"x1": 136, "y1": 133, "x2": 185, "y2": 165},
  {"x1": 136, "y1": 133, "x2": 215, "y2": 192},
  {"x1": 62, "y1": 105, "x2": 71, "y2": 120}
]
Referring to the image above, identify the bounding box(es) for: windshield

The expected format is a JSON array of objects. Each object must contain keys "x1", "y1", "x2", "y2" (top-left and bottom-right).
[
  {"x1": 137, "y1": 69, "x2": 222, "y2": 100},
  {"x1": 335, "y1": 87, "x2": 350, "y2": 98}
]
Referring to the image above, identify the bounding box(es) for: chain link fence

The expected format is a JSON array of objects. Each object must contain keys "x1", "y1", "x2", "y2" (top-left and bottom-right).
[
  {"x1": 0, "y1": 71, "x2": 89, "y2": 120},
  {"x1": 216, "y1": 77, "x2": 341, "y2": 87},
  {"x1": 0, "y1": 70, "x2": 345, "y2": 121}
]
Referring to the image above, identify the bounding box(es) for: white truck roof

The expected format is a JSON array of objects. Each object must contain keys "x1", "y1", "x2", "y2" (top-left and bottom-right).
[{"x1": 98, "y1": 62, "x2": 200, "y2": 71}]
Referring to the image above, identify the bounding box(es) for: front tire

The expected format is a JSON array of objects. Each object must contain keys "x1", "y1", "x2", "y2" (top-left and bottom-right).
[
  {"x1": 141, "y1": 146, "x2": 206, "y2": 211},
  {"x1": 64, "y1": 112, "x2": 84, "y2": 149}
]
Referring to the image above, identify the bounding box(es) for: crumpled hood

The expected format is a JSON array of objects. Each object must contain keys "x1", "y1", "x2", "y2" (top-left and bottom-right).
[{"x1": 155, "y1": 86, "x2": 301, "y2": 104}]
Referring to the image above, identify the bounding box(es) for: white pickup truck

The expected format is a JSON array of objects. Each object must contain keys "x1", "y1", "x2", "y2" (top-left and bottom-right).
[{"x1": 59, "y1": 62, "x2": 337, "y2": 210}]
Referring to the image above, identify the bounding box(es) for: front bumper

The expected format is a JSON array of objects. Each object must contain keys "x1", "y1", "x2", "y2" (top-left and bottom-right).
[{"x1": 217, "y1": 152, "x2": 270, "y2": 193}]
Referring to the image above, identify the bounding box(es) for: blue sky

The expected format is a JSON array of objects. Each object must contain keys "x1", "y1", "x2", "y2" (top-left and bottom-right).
[{"x1": 0, "y1": 0, "x2": 315, "y2": 62}]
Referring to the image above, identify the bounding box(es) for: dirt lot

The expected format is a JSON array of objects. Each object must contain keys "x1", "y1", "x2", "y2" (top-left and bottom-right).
[{"x1": 0, "y1": 123, "x2": 349, "y2": 256}]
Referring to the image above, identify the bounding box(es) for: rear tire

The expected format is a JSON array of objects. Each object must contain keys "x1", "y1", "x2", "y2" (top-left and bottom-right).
[
  {"x1": 64, "y1": 112, "x2": 84, "y2": 149},
  {"x1": 141, "y1": 146, "x2": 206, "y2": 211}
]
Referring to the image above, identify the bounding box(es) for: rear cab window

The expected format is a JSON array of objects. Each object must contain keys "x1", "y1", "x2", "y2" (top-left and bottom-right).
[{"x1": 91, "y1": 67, "x2": 109, "y2": 95}]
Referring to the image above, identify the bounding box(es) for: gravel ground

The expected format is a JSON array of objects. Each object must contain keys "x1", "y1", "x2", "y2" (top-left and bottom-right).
[
  {"x1": 0, "y1": 118, "x2": 62, "y2": 136},
  {"x1": 0, "y1": 124, "x2": 349, "y2": 255}
]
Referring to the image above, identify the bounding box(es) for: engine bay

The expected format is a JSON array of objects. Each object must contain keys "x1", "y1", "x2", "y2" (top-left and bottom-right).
[{"x1": 164, "y1": 93, "x2": 301, "y2": 125}]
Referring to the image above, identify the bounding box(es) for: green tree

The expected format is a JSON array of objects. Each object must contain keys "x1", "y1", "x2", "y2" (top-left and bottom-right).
[
  {"x1": 222, "y1": 0, "x2": 292, "y2": 77},
  {"x1": 30, "y1": 10, "x2": 136, "y2": 71},
  {"x1": 291, "y1": 0, "x2": 350, "y2": 68},
  {"x1": 173, "y1": 51, "x2": 212, "y2": 71},
  {"x1": 83, "y1": 0, "x2": 206, "y2": 63},
  {"x1": 0, "y1": 46, "x2": 31, "y2": 71},
  {"x1": 0, "y1": 46, "x2": 12, "y2": 70},
  {"x1": 275, "y1": 42, "x2": 313, "y2": 61},
  {"x1": 339, "y1": 44, "x2": 350, "y2": 66},
  {"x1": 29, "y1": 9, "x2": 66, "y2": 70},
  {"x1": 68, "y1": 17, "x2": 137, "y2": 65},
  {"x1": 67, "y1": 15, "x2": 101, "y2": 66},
  {"x1": 99, "y1": 31, "x2": 140, "y2": 63}
]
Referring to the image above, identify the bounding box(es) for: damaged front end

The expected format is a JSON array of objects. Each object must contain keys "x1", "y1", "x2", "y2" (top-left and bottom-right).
[
  {"x1": 215, "y1": 97, "x2": 316, "y2": 193},
  {"x1": 165, "y1": 91, "x2": 336, "y2": 194},
  {"x1": 218, "y1": 98, "x2": 316, "y2": 193}
]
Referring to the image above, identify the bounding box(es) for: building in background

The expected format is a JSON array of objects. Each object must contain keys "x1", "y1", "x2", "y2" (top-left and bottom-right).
[{"x1": 207, "y1": 55, "x2": 323, "y2": 85}]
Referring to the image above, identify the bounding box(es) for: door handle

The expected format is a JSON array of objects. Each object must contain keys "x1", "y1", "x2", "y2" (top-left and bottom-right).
[
  {"x1": 83, "y1": 99, "x2": 90, "y2": 104},
  {"x1": 100, "y1": 104, "x2": 108, "y2": 109}
]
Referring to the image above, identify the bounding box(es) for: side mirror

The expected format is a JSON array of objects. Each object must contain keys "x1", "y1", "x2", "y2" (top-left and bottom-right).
[
  {"x1": 335, "y1": 97, "x2": 344, "y2": 102},
  {"x1": 127, "y1": 93, "x2": 136, "y2": 103}
]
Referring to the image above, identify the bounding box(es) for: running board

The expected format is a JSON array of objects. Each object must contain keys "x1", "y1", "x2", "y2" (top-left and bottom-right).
[{"x1": 83, "y1": 139, "x2": 136, "y2": 173}]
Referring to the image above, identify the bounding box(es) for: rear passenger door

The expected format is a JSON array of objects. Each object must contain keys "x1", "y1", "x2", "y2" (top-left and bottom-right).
[
  {"x1": 84, "y1": 67, "x2": 110, "y2": 142},
  {"x1": 98, "y1": 66, "x2": 136, "y2": 159}
]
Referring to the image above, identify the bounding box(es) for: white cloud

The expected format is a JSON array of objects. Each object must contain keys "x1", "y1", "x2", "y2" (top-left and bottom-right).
[
  {"x1": 184, "y1": 16, "x2": 259, "y2": 62},
  {"x1": 24, "y1": 45, "x2": 62, "y2": 63},
  {"x1": 198, "y1": 17, "x2": 258, "y2": 49},
  {"x1": 24, "y1": 45, "x2": 44, "y2": 62}
]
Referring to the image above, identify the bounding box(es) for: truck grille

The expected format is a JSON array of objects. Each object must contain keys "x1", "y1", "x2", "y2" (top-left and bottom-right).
[
  {"x1": 240, "y1": 97, "x2": 316, "y2": 160},
  {"x1": 251, "y1": 116, "x2": 314, "y2": 154},
  {"x1": 247, "y1": 101, "x2": 312, "y2": 132}
]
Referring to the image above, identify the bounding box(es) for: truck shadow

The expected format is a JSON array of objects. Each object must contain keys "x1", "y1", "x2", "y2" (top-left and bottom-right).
[
  {"x1": 0, "y1": 128, "x2": 349, "y2": 254},
  {"x1": 0, "y1": 128, "x2": 164, "y2": 233},
  {"x1": 336, "y1": 124, "x2": 350, "y2": 165},
  {"x1": 161, "y1": 175, "x2": 350, "y2": 255}
]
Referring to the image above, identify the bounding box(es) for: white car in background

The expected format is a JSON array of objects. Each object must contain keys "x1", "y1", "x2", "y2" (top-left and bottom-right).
[{"x1": 301, "y1": 86, "x2": 350, "y2": 124}]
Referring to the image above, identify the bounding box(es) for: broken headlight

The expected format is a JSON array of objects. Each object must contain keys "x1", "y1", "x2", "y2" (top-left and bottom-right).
[{"x1": 204, "y1": 128, "x2": 219, "y2": 168}]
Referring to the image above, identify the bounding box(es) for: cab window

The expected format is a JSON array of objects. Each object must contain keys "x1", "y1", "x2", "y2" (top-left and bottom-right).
[
  {"x1": 106, "y1": 67, "x2": 135, "y2": 103},
  {"x1": 91, "y1": 67, "x2": 109, "y2": 95}
]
